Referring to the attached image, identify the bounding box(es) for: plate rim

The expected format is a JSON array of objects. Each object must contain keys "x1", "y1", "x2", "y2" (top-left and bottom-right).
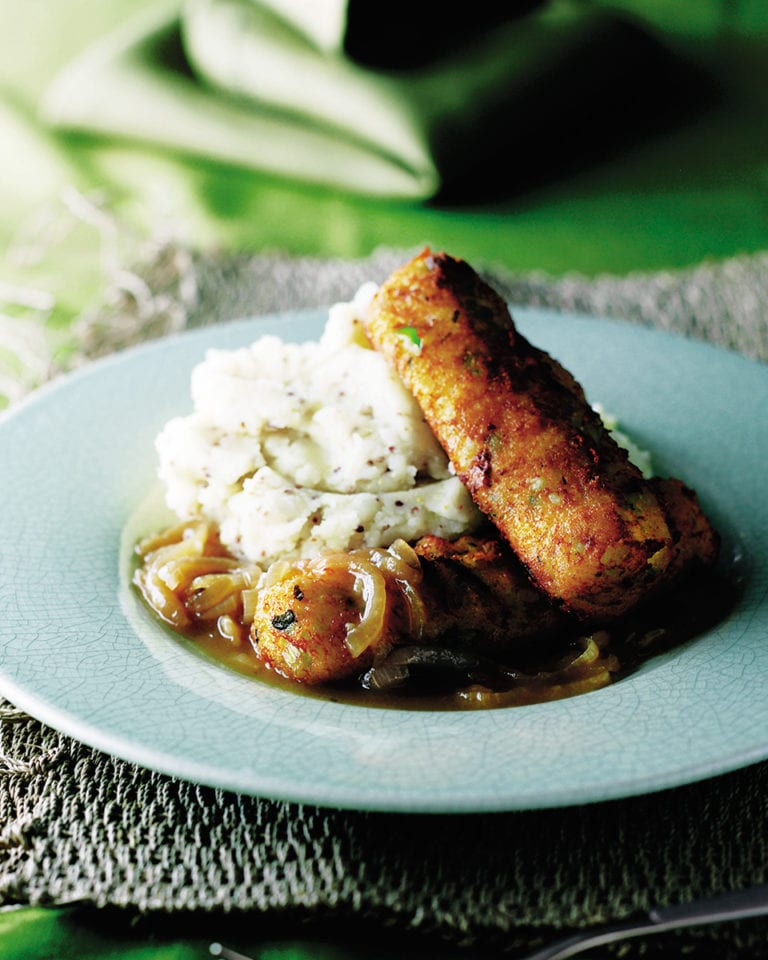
[{"x1": 1, "y1": 305, "x2": 766, "y2": 813}]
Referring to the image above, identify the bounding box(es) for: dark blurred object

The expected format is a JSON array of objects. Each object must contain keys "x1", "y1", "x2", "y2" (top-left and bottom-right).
[
  {"x1": 430, "y1": 11, "x2": 715, "y2": 203},
  {"x1": 345, "y1": 0, "x2": 548, "y2": 68}
]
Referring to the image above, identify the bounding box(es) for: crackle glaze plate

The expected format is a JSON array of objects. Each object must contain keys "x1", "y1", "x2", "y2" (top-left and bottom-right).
[{"x1": 1, "y1": 307, "x2": 766, "y2": 813}]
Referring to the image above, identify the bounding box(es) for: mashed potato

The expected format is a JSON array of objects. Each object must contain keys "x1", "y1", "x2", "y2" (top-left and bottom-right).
[{"x1": 156, "y1": 283, "x2": 482, "y2": 565}]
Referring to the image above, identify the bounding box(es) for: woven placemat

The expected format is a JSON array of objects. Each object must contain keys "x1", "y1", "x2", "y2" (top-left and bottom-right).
[
  {"x1": 71, "y1": 242, "x2": 768, "y2": 364},
  {"x1": 2, "y1": 241, "x2": 767, "y2": 957}
]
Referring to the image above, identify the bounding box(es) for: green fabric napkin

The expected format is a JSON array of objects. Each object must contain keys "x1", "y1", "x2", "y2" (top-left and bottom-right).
[{"x1": 39, "y1": 0, "x2": 691, "y2": 200}]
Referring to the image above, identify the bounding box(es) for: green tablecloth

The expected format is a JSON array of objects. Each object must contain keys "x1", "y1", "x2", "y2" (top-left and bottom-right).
[{"x1": 1, "y1": 0, "x2": 768, "y2": 277}]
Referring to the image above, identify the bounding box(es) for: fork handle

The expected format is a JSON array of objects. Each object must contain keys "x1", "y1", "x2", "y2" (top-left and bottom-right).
[
  {"x1": 650, "y1": 882, "x2": 768, "y2": 930},
  {"x1": 524, "y1": 883, "x2": 768, "y2": 960}
]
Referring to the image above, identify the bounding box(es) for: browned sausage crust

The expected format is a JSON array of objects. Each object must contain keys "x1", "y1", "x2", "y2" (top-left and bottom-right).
[
  {"x1": 649, "y1": 477, "x2": 719, "y2": 578},
  {"x1": 365, "y1": 249, "x2": 681, "y2": 619},
  {"x1": 413, "y1": 532, "x2": 565, "y2": 654}
]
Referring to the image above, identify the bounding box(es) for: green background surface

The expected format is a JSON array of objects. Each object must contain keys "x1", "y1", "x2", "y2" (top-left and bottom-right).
[
  {"x1": 1, "y1": 0, "x2": 767, "y2": 278},
  {"x1": 0, "y1": 905, "x2": 468, "y2": 960}
]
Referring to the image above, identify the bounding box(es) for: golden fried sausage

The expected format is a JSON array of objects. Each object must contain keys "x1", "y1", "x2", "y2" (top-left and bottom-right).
[
  {"x1": 251, "y1": 552, "x2": 409, "y2": 684},
  {"x1": 365, "y1": 249, "x2": 678, "y2": 619},
  {"x1": 413, "y1": 533, "x2": 565, "y2": 654},
  {"x1": 251, "y1": 539, "x2": 434, "y2": 685}
]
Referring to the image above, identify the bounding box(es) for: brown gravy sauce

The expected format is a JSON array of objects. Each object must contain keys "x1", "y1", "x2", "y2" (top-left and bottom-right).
[{"x1": 155, "y1": 560, "x2": 741, "y2": 712}]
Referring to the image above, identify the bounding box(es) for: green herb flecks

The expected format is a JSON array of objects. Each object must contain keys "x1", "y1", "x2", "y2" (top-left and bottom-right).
[
  {"x1": 396, "y1": 325, "x2": 422, "y2": 354},
  {"x1": 271, "y1": 609, "x2": 296, "y2": 631}
]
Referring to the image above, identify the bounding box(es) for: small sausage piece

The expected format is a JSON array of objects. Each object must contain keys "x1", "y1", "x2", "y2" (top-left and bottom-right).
[
  {"x1": 251, "y1": 564, "x2": 366, "y2": 684},
  {"x1": 250, "y1": 553, "x2": 409, "y2": 685},
  {"x1": 365, "y1": 249, "x2": 678, "y2": 619}
]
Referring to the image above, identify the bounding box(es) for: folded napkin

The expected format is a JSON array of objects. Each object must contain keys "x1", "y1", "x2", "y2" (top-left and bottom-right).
[{"x1": 40, "y1": 0, "x2": 693, "y2": 200}]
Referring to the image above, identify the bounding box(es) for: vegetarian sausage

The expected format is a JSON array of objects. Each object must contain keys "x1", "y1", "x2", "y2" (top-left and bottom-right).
[{"x1": 365, "y1": 249, "x2": 679, "y2": 619}]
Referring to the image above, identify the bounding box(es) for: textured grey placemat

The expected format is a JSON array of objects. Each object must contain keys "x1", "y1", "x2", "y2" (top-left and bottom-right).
[
  {"x1": 2, "y1": 243, "x2": 768, "y2": 957},
  {"x1": 1, "y1": 699, "x2": 767, "y2": 955},
  {"x1": 72, "y1": 242, "x2": 768, "y2": 363}
]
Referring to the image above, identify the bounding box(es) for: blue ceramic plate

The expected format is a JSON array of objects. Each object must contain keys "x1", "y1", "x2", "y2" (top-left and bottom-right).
[{"x1": 0, "y1": 308, "x2": 766, "y2": 812}]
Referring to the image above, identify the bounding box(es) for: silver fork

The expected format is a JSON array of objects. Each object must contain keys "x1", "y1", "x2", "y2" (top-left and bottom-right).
[
  {"x1": 520, "y1": 883, "x2": 768, "y2": 960},
  {"x1": 209, "y1": 883, "x2": 768, "y2": 960}
]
